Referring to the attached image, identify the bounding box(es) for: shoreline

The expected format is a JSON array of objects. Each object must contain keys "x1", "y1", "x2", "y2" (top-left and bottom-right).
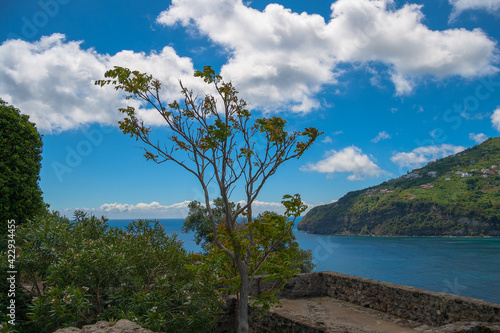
[{"x1": 296, "y1": 230, "x2": 500, "y2": 238}]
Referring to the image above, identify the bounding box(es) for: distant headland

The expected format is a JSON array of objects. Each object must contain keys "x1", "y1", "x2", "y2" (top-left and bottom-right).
[{"x1": 298, "y1": 137, "x2": 500, "y2": 236}]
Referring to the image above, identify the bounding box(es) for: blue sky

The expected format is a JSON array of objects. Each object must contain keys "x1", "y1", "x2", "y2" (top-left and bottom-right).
[{"x1": 1, "y1": 0, "x2": 500, "y2": 218}]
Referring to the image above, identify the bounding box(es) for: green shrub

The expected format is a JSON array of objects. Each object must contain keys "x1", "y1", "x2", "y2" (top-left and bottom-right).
[{"x1": 4, "y1": 211, "x2": 223, "y2": 332}]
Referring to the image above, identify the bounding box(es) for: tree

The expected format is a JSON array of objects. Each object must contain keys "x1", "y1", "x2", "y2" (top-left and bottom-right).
[
  {"x1": 96, "y1": 66, "x2": 321, "y2": 332},
  {"x1": 204, "y1": 195, "x2": 308, "y2": 316},
  {"x1": 183, "y1": 198, "x2": 316, "y2": 272},
  {"x1": 0, "y1": 99, "x2": 45, "y2": 246},
  {"x1": 183, "y1": 198, "x2": 240, "y2": 250}
]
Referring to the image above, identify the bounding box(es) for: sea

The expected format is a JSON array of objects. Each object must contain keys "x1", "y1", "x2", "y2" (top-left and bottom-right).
[{"x1": 109, "y1": 218, "x2": 500, "y2": 304}]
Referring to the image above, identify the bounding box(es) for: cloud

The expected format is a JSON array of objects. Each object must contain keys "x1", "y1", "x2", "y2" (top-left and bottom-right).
[
  {"x1": 60, "y1": 199, "x2": 311, "y2": 219},
  {"x1": 236, "y1": 200, "x2": 290, "y2": 216},
  {"x1": 61, "y1": 200, "x2": 194, "y2": 219},
  {"x1": 492, "y1": 107, "x2": 500, "y2": 131},
  {"x1": 159, "y1": 0, "x2": 498, "y2": 107},
  {"x1": 449, "y1": 0, "x2": 500, "y2": 20},
  {"x1": 238, "y1": 199, "x2": 317, "y2": 216},
  {"x1": 1, "y1": 1, "x2": 498, "y2": 133},
  {"x1": 0, "y1": 34, "x2": 199, "y2": 133},
  {"x1": 321, "y1": 136, "x2": 333, "y2": 144},
  {"x1": 159, "y1": 0, "x2": 337, "y2": 112},
  {"x1": 371, "y1": 131, "x2": 391, "y2": 143},
  {"x1": 390, "y1": 72, "x2": 414, "y2": 96},
  {"x1": 469, "y1": 133, "x2": 488, "y2": 144},
  {"x1": 300, "y1": 146, "x2": 385, "y2": 180},
  {"x1": 391, "y1": 144, "x2": 465, "y2": 168},
  {"x1": 99, "y1": 201, "x2": 192, "y2": 218}
]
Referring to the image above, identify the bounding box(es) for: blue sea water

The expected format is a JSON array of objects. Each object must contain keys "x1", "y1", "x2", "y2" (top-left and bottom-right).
[{"x1": 109, "y1": 218, "x2": 500, "y2": 304}]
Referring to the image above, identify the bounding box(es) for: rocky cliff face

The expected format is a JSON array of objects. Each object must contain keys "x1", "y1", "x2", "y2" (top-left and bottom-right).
[{"x1": 298, "y1": 200, "x2": 500, "y2": 236}]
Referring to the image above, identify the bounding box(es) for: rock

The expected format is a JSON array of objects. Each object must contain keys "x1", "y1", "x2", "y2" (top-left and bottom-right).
[
  {"x1": 415, "y1": 321, "x2": 500, "y2": 332},
  {"x1": 81, "y1": 321, "x2": 113, "y2": 332},
  {"x1": 53, "y1": 320, "x2": 154, "y2": 333},
  {"x1": 54, "y1": 328, "x2": 82, "y2": 333},
  {"x1": 111, "y1": 320, "x2": 153, "y2": 332}
]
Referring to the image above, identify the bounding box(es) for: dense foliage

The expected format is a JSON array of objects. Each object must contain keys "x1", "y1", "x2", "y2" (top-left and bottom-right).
[
  {"x1": 183, "y1": 198, "x2": 316, "y2": 274},
  {"x1": 1, "y1": 211, "x2": 223, "y2": 332},
  {"x1": 0, "y1": 99, "x2": 45, "y2": 246},
  {"x1": 183, "y1": 198, "x2": 239, "y2": 250},
  {"x1": 299, "y1": 137, "x2": 500, "y2": 236},
  {"x1": 201, "y1": 195, "x2": 311, "y2": 314}
]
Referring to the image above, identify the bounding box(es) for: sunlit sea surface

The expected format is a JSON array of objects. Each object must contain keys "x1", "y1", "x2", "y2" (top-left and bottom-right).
[{"x1": 109, "y1": 218, "x2": 500, "y2": 304}]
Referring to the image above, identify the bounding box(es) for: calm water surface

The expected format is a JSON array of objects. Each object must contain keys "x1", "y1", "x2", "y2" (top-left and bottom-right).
[{"x1": 109, "y1": 218, "x2": 500, "y2": 304}]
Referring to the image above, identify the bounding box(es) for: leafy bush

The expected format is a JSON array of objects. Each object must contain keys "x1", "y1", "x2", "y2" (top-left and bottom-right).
[
  {"x1": 183, "y1": 198, "x2": 316, "y2": 274},
  {"x1": 202, "y1": 208, "x2": 308, "y2": 314},
  {"x1": 2, "y1": 211, "x2": 223, "y2": 332},
  {"x1": 0, "y1": 99, "x2": 45, "y2": 251}
]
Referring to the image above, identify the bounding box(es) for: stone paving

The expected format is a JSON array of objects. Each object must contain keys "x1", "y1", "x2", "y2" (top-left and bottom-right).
[
  {"x1": 265, "y1": 297, "x2": 500, "y2": 333},
  {"x1": 269, "y1": 297, "x2": 419, "y2": 333}
]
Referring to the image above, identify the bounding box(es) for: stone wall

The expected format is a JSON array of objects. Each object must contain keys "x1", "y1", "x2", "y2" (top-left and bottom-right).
[
  {"x1": 53, "y1": 272, "x2": 499, "y2": 333},
  {"x1": 249, "y1": 309, "x2": 326, "y2": 333},
  {"x1": 251, "y1": 271, "x2": 500, "y2": 327}
]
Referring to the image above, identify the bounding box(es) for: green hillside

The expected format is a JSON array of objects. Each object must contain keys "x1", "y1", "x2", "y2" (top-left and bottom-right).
[{"x1": 298, "y1": 137, "x2": 500, "y2": 236}]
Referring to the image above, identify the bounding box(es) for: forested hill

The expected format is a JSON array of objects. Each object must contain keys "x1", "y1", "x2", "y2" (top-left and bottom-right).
[{"x1": 298, "y1": 137, "x2": 500, "y2": 236}]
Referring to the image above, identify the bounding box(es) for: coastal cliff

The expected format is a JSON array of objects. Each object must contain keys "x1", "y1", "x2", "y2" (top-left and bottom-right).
[{"x1": 298, "y1": 137, "x2": 500, "y2": 236}]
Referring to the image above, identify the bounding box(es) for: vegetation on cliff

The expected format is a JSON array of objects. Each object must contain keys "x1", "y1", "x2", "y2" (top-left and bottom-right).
[{"x1": 298, "y1": 137, "x2": 500, "y2": 236}]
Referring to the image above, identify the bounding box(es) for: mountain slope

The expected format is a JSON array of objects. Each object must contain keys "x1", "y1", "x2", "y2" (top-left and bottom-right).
[{"x1": 298, "y1": 137, "x2": 500, "y2": 236}]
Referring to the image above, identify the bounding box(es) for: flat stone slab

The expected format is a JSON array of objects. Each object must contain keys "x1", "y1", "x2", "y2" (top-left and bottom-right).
[
  {"x1": 271, "y1": 297, "x2": 418, "y2": 332},
  {"x1": 53, "y1": 320, "x2": 154, "y2": 333}
]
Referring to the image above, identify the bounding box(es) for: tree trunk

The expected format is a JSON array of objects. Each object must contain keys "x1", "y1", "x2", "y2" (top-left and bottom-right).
[{"x1": 237, "y1": 258, "x2": 250, "y2": 333}]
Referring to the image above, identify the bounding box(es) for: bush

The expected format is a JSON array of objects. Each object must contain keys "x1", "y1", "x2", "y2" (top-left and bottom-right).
[
  {"x1": 0, "y1": 99, "x2": 45, "y2": 251},
  {"x1": 3, "y1": 211, "x2": 223, "y2": 332}
]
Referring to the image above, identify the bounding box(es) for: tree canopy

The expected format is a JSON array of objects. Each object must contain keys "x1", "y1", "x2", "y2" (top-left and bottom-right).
[
  {"x1": 183, "y1": 198, "x2": 240, "y2": 249},
  {"x1": 183, "y1": 197, "x2": 316, "y2": 273},
  {"x1": 0, "y1": 99, "x2": 45, "y2": 242}
]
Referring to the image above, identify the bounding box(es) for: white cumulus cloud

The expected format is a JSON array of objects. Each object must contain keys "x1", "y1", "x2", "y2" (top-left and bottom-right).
[
  {"x1": 60, "y1": 199, "x2": 312, "y2": 219},
  {"x1": 0, "y1": 34, "x2": 199, "y2": 133},
  {"x1": 391, "y1": 144, "x2": 465, "y2": 168},
  {"x1": 98, "y1": 201, "x2": 192, "y2": 218},
  {"x1": 371, "y1": 131, "x2": 391, "y2": 143},
  {"x1": 492, "y1": 107, "x2": 500, "y2": 131},
  {"x1": 1, "y1": 1, "x2": 498, "y2": 133},
  {"x1": 469, "y1": 133, "x2": 488, "y2": 144},
  {"x1": 300, "y1": 146, "x2": 385, "y2": 180},
  {"x1": 158, "y1": 0, "x2": 498, "y2": 107},
  {"x1": 322, "y1": 136, "x2": 333, "y2": 144},
  {"x1": 236, "y1": 200, "x2": 303, "y2": 216},
  {"x1": 449, "y1": 0, "x2": 500, "y2": 20},
  {"x1": 159, "y1": 0, "x2": 336, "y2": 112}
]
